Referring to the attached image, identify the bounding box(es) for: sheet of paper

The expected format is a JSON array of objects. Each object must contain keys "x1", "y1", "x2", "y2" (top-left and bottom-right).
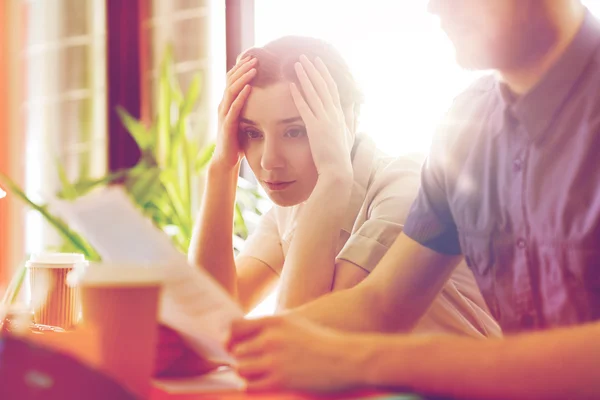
[
  {"x1": 154, "y1": 368, "x2": 245, "y2": 393},
  {"x1": 51, "y1": 186, "x2": 243, "y2": 363}
]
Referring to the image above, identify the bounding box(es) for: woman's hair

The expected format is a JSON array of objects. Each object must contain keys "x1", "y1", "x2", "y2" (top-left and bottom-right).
[{"x1": 239, "y1": 36, "x2": 363, "y2": 112}]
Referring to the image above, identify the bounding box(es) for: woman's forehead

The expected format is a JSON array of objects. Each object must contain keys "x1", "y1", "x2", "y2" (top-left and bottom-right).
[{"x1": 242, "y1": 82, "x2": 300, "y2": 123}]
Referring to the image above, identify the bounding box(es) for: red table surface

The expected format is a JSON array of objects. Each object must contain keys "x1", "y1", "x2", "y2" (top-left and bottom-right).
[{"x1": 150, "y1": 388, "x2": 397, "y2": 400}]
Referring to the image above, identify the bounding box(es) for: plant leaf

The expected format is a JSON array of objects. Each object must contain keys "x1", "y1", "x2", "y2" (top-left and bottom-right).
[
  {"x1": 71, "y1": 169, "x2": 129, "y2": 196},
  {"x1": 171, "y1": 114, "x2": 196, "y2": 222},
  {"x1": 233, "y1": 202, "x2": 248, "y2": 238},
  {"x1": 56, "y1": 159, "x2": 78, "y2": 200},
  {"x1": 116, "y1": 106, "x2": 153, "y2": 151},
  {"x1": 125, "y1": 167, "x2": 162, "y2": 208},
  {"x1": 157, "y1": 49, "x2": 173, "y2": 167},
  {"x1": 181, "y1": 74, "x2": 201, "y2": 117},
  {"x1": 0, "y1": 172, "x2": 101, "y2": 261},
  {"x1": 160, "y1": 169, "x2": 190, "y2": 235},
  {"x1": 2, "y1": 262, "x2": 27, "y2": 306},
  {"x1": 167, "y1": 47, "x2": 184, "y2": 108},
  {"x1": 195, "y1": 143, "x2": 215, "y2": 173}
]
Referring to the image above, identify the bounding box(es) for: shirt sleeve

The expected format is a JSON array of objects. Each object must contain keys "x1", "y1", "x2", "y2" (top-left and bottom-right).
[
  {"x1": 237, "y1": 208, "x2": 284, "y2": 274},
  {"x1": 403, "y1": 116, "x2": 462, "y2": 256},
  {"x1": 336, "y1": 157, "x2": 422, "y2": 272}
]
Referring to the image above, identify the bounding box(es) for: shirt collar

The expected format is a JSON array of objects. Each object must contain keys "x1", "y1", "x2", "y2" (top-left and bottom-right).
[
  {"x1": 495, "y1": 9, "x2": 600, "y2": 140},
  {"x1": 341, "y1": 133, "x2": 378, "y2": 233}
]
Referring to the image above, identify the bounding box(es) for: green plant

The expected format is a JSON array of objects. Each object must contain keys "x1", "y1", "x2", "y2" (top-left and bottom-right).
[{"x1": 0, "y1": 47, "x2": 264, "y2": 269}]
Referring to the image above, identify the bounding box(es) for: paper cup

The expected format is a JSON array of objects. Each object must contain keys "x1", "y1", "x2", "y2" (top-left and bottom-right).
[
  {"x1": 27, "y1": 253, "x2": 87, "y2": 330},
  {"x1": 68, "y1": 263, "x2": 164, "y2": 398}
]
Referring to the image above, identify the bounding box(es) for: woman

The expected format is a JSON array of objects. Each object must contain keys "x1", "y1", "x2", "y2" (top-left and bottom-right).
[{"x1": 188, "y1": 36, "x2": 499, "y2": 337}]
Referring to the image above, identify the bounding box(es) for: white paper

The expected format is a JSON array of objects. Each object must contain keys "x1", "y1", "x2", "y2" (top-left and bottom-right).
[
  {"x1": 51, "y1": 186, "x2": 243, "y2": 363},
  {"x1": 154, "y1": 368, "x2": 245, "y2": 393}
]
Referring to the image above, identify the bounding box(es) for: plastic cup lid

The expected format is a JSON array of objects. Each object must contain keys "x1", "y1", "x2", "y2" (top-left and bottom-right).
[
  {"x1": 26, "y1": 253, "x2": 88, "y2": 268},
  {"x1": 67, "y1": 263, "x2": 165, "y2": 287}
]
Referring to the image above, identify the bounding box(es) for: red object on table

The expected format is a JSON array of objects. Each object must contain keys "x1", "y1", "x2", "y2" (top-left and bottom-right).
[
  {"x1": 0, "y1": 336, "x2": 136, "y2": 399},
  {"x1": 155, "y1": 325, "x2": 224, "y2": 378},
  {"x1": 152, "y1": 327, "x2": 395, "y2": 399}
]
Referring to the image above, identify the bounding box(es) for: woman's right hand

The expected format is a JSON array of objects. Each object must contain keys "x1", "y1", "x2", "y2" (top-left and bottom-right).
[{"x1": 211, "y1": 56, "x2": 257, "y2": 171}]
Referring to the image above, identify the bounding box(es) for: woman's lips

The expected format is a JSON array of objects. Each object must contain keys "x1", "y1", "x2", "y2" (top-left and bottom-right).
[{"x1": 263, "y1": 181, "x2": 295, "y2": 191}]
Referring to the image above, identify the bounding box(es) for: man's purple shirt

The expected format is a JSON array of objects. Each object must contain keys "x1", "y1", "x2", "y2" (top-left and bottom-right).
[{"x1": 404, "y1": 10, "x2": 600, "y2": 333}]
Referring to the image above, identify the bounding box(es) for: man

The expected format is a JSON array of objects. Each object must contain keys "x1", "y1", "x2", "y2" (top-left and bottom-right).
[{"x1": 228, "y1": 1, "x2": 600, "y2": 398}]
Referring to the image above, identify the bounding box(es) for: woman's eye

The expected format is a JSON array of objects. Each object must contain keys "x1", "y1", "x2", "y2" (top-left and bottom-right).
[
  {"x1": 284, "y1": 127, "x2": 307, "y2": 138},
  {"x1": 245, "y1": 130, "x2": 263, "y2": 140}
]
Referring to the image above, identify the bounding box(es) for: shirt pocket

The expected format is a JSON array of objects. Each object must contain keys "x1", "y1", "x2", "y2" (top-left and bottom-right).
[
  {"x1": 458, "y1": 232, "x2": 495, "y2": 276},
  {"x1": 540, "y1": 245, "x2": 600, "y2": 325},
  {"x1": 561, "y1": 247, "x2": 600, "y2": 319},
  {"x1": 457, "y1": 232, "x2": 501, "y2": 320},
  {"x1": 563, "y1": 247, "x2": 600, "y2": 289}
]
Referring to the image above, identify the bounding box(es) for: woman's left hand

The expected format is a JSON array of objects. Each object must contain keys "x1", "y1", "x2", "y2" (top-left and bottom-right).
[{"x1": 290, "y1": 55, "x2": 354, "y2": 182}]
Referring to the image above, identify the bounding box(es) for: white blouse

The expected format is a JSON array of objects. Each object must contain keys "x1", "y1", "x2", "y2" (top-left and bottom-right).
[{"x1": 240, "y1": 134, "x2": 501, "y2": 338}]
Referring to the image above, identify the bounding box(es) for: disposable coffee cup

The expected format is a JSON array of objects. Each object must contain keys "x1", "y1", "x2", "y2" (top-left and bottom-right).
[
  {"x1": 26, "y1": 253, "x2": 87, "y2": 330},
  {"x1": 68, "y1": 263, "x2": 164, "y2": 398}
]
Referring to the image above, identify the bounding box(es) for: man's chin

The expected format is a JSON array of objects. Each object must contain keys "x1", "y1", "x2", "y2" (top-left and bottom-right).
[
  {"x1": 453, "y1": 47, "x2": 515, "y2": 72},
  {"x1": 454, "y1": 52, "x2": 491, "y2": 71}
]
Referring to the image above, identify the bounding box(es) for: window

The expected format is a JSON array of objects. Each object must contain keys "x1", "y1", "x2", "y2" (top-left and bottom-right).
[
  {"x1": 18, "y1": 0, "x2": 227, "y2": 254},
  {"x1": 145, "y1": 0, "x2": 226, "y2": 210},
  {"x1": 586, "y1": 0, "x2": 600, "y2": 16},
  {"x1": 253, "y1": 0, "x2": 474, "y2": 156},
  {"x1": 21, "y1": 0, "x2": 107, "y2": 254},
  {"x1": 254, "y1": 0, "x2": 600, "y2": 156},
  {"x1": 147, "y1": 0, "x2": 225, "y2": 146}
]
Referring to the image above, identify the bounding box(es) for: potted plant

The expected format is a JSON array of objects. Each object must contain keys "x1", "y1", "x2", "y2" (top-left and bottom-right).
[{"x1": 0, "y1": 48, "x2": 265, "y2": 302}]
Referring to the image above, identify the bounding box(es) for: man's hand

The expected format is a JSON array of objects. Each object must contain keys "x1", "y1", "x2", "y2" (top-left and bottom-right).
[{"x1": 228, "y1": 315, "x2": 366, "y2": 392}]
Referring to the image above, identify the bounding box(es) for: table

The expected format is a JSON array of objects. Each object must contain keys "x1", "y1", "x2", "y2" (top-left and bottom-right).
[
  {"x1": 151, "y1": 388, "x2": 426, "y2": 400},
  {"x1": 150, "y1": 370, "x2": 429, "y2": 400}
]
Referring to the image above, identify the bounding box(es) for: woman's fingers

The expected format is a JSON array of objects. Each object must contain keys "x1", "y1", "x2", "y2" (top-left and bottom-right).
[
  {"x1": 221, "y1": 68, "x2": 257, "y2": 116},
  {"x1": 290, "y1": 82, "x2": 316, "y2": 125},
  {"x1": 298, "y1": 55, "x2": 337, "y2": 112},
  {"x1": 228, "y1": 57, "x2": 257, "y2": 87},
  {"x1": 225, "y1": 84, "x2": 252, "y2": 123},
  {"x1": 226, "y1": 56, "x2": 253, "y2": 82},
  {"x1": 314, "y1": 57, "x2": 342, "y2": 109},
  {"x1": 219, "y1": 57, "x2": 256, "y2": 116},
  {"x1": 294, "y1": 61, "x2": 326, "y2": 118}
]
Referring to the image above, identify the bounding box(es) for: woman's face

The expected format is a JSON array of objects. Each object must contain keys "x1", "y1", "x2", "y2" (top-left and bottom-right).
[{"x1": 239, "y1": 82, "x2": 319, "y2": 207}]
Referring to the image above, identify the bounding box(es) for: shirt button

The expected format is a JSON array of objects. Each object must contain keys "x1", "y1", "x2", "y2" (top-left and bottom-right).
[
  {"x1": 513, "y1": 158, "x2": 523, "y2": 171},
  {"x1": 517, "y1": 238, "x2": 527, "y2": 248}
]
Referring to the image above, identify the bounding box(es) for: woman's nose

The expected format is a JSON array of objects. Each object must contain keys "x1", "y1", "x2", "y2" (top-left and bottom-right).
[{"x1": 260, "y1": 138, "x2": 286, "y2": 171}]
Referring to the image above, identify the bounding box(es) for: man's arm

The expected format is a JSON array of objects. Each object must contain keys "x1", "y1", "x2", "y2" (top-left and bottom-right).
[
  {"x1": 290, "y1": 232, "x2": 462, "y2": 332},
  {"x1": 230, "y1": 314, "x2": 600, "y2": 398},
  {"x1": 358, "y1": 322, "x2": 600, "y2": 400}
]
